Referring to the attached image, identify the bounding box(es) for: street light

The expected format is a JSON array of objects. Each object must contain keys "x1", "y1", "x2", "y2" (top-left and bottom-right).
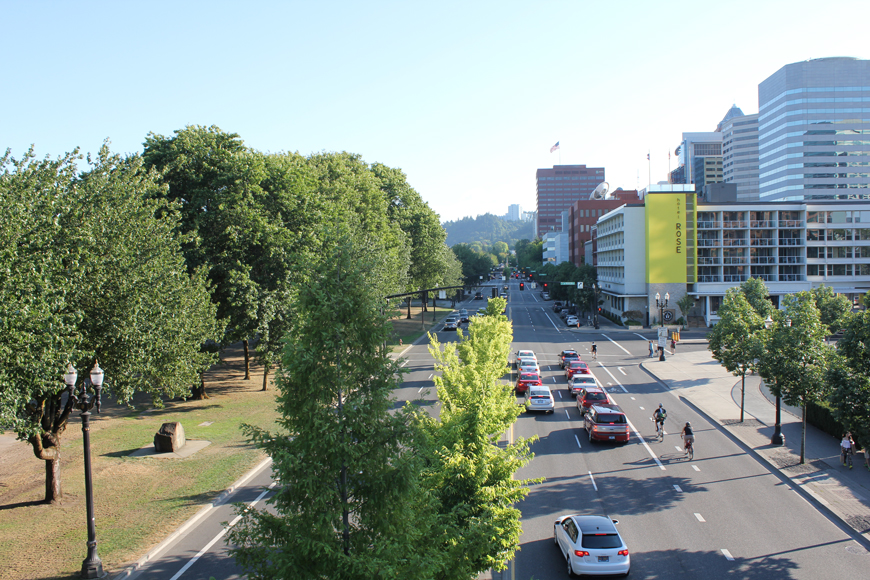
[
  {"x1": 763, "y1": 315, "x2": 786, "y2": 446},
  {"x1": 656, "y1": 292, "x2": 670, "y2": 361},
  {"x1": 64, "y1": 361, "x2": 106, "y2": 579},
  {"x1": 592, "y1": 283, "x2": 601, "y2": 329}
]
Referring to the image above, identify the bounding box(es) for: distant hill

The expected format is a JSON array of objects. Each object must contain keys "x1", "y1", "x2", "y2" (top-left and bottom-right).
[{"x1": 443, "y1": 213, "x2": 535, "y2": 247}]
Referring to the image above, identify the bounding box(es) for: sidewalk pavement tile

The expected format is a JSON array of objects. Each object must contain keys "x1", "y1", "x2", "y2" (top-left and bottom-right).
[{"x1": 642, "y1": 349, "x2": 870, "y2": 546}]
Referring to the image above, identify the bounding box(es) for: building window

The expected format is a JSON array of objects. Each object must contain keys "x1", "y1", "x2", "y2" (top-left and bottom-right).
[
  {"x1": 806, "y1": 229, "x2": 823, "y2": 241},
  {"x1": 827, "y1": 264, "x2": 852, "y2": 276},
  {"x1": 808, "y1": 264, "x2": 822, "y2": 276}
]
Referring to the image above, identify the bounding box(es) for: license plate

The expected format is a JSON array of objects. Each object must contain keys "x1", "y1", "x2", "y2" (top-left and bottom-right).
[
  {"x1": 534, "y1": 400, "x2": 544, "y2": 404},
  {"x1": 598, "y1": 556, "x2": 609, "y2": 562},
  {"x1": 609, "y1": 436, "x2": 615, "y2": 439}
]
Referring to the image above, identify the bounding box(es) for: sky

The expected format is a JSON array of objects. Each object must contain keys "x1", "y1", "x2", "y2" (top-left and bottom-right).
[{"x1": 2, "y1": 0, "x2": 869, "y2": 223}]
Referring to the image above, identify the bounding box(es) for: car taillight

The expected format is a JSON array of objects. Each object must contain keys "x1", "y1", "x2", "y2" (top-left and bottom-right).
[
  {"x1": 592, "y1": 425, "x2": 600, "y2": 431},
  {"x1": 574, "y1": 550, "x2": 589, "y2": 557},
  {"x1": 618, "y1": 549, "x2": 629, "y2": 556}
]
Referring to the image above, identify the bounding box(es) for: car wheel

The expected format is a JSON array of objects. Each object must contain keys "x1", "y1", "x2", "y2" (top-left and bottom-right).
[
  {"x1": 567, "y1": 556, "x2": 576, "y2": 577},
  {"x1": 588, "y1": 428, "x2": 595, "y2": 443},
  {"x1": 622, "y1": 568, "x2": 630, "y2": 578},
  {"x1": 554, "y1": 526, "x2": 559, "y2": 545}
]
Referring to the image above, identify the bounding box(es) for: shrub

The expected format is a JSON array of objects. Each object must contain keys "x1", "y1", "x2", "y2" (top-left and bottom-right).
[{"x1": 806, "y1": 399, "x2": 844, "y2": 439}]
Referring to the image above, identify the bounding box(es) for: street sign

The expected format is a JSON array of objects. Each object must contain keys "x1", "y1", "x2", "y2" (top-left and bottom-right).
[
  {"x1": 560, "y1": 282, "x2": 573, "y2": 286},
  {"x1": 578, "y1": 282, "x2": 583, "y2": 289},
  {"x1": 657, "y1": 327, "x2": 668, "y2": 347}
]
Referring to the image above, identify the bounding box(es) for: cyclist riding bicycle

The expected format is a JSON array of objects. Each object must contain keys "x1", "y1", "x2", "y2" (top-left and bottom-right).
[
  {"x1": 681, "y1": 422, "x2": 694, "y2": 453},
  {"x1": 653, "y1": 404, "x2": 667, "y2": 433},
  {"x1": 841, "y1": 432, "x2": 855, "y2": 469}
]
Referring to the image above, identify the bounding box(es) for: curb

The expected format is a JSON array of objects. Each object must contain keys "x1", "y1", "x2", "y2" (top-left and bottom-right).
[{"x1": 111, "y1": 456, "x2": 273, "y2": 579}]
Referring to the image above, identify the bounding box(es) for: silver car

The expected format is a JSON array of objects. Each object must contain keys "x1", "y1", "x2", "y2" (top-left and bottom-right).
[
  {"x1": 554, "y1": 515, "x2": 630, "y2": 577},
  {"x1": 524, "y1": 385, "x2": 554, "y2": 414}
]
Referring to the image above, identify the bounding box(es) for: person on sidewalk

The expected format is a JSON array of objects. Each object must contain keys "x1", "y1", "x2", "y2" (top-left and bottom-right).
[
  {"x1": 681, "y1": 422, "x2": 694, "y2": 453},
  {"x1": 649, "y1": 341, "x2": 654, "y2": 358},
  {"x1": 671, "y1": 337, "x2": 677, "y2": 353},
  {"x1": 841, "y1": 432, "x2": 855, "y2": 468},
  {"x1": 591, "y1": 342, "x2": 597, "y2": 360}
]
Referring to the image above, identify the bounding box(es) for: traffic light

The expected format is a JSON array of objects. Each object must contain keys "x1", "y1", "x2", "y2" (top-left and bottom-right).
[
  {"x1": 543, "y1": 283, "x2": 548, "y2": 289},
  {"x1": 520, "y1": 282, "x2": 525, "y2": 291}
]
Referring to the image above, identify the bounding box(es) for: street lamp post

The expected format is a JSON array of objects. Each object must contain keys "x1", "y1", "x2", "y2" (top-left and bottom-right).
[
  {"x1": 656, "y1": 292, "x2": 669, "y2": 361},
  {"x1": 763, "y1": 314, "x2": 786, "y2": 446},
  {"x1": 64, "y1": 362, "x2": 106, "y2": 579},
  {"x1": 592, "y1": 283, "x2": 601, "y2": 329}
]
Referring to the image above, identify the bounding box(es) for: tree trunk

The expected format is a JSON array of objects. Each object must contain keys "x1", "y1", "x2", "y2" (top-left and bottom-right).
[
  {"x1": 190, "y1": 373, "x2": 210, "y2": 400},
  {"x1": 243, "y1": 339, "x2": 251, "y2": 380},
  {"x1": 262, "y1": 364, "x2": 270, "y2": 391},
  {"x1": 800, "y1": 405, "x2": 807, "y2": 465},
  {"x1": 45, "y1": 456, "x2": 62, "y2": 504}
]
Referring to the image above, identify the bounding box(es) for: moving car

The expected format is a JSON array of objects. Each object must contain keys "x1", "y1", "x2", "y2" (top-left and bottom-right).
[
  {"x1": 542, "y1": 292, "x2": 550, "y2": 300},
  {"x1": 565, "y1": 360, "x2": 590, "y2": 380},
  {"x1": 524, "y1": 385, "x2": 555, "y2": 413},
  {"x1": 576, "y1": 386, "x2": 611, "y2": 415},
  {"x1": 459, "y1": 309, "x2": 470, "y2": 323},
  {"x1": 554, "y1": 515, "x2": 630, "y2": 577},
  {"x1": 568, "y1": 374, "x2": 599, "y2": 398},
  {"x1": 584, "y1": 403, "x2": 630, "y2": 443},
  {"x1": 474, "y1": 292, "x2": 483, "y2": 300},
  {"x1": 515, "y1": 350, "x2": 537, "y2": 363},
  {"x1": 559, "y1": 350, "x2": 580, "y2": 368},
  {"x1": 443, "y1": 317, "x2": 459, "y2": 331},
  {"x1": 517, "y1": 358, "x2": 540, "y2": 375},
  {"x1": 515, "y1": 372, "x2": 542, "y2": 394}
]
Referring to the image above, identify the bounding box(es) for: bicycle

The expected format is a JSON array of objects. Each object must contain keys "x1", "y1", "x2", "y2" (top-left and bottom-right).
[
  {"x1": 685, "y1": 439, "x2": 694, "y2": 461},
  {"x1": 655, "y1": 421, "x2": 664, "y2": 442}
]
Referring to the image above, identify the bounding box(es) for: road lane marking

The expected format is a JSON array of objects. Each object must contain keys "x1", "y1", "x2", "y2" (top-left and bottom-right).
[
  {"x1": 721, "y1": 549, "x2": 734, "y2": 561},
  {"x1": 675, "y1": 446, "x2": 683, "y2": 452},
  {"x1": 624, "y1": 417, "x2": 666, "y2": 470},
  {"x1": 692, "y1": 465, "x2": 700, "y2": 471},
  {"x1": 630, "y1": 397, "x2": 636, "y2": 400},
  {"x1": 596, "y1": 363, "x2": 628, "y2": 393},
  {"x1": 588, "y1": 471, "x2": 598, "y2": 491},
  {"x1": 601, "y1": 334, "x2": 631, "y2": 355},
  {"x1": 574, "y1": 435, "x2": 582, "y2": 449},
  {"x1": 618, "y1": 367, "x2": 627, "y2": 375},
  {"x1": 694, "y1": 513, "x2": 706, "y2": 522},
  {"x1": 639, "y1": 406, "x2": 645, "y2": 410},
  {"x1": 673, "y1": 485, "x2": 682, "y2": 492},
  {"x1": 633, "y1": 332, "x2": 649, "y2": 341},
  {"x1": 558, "y1": 391, "x2": 562, "y2": 399},
  {"x1": 428, "y1": 373, "x2": 433, "y2": 379},
  {"x1": 168, "y1": 482, "x2": 277, "y2": 580},
  {"x1": 418, "y1": 386, "x2": 426, "y2": 393},
  {"x1": 546, "y1": 314, "x2": 560, "y2": 330},
  {"x1": 565, "y1": 409, "x2": 570, "y2": 419}
]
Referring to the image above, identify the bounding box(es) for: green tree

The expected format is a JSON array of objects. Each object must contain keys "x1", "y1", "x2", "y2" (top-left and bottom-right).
[
  {"x1": 810, "y1": 285, "x2": 853, "y2": 335},
  {"x1": 756, "y1": 292, "x2": 831, "y2": 464},
  {"x1": 451, "y1": 243, "x2": 492, "y2": 286},
  {"x1": 0, "y1": 145, "x2": 219, "y2": 503},
  {"x1": 677, "y1": 293, "x2": 694, "y2": 327},
  {"x1": 708, "y1": 289, "x2": 764, "y2": 422},
  {"x1": 828, "y1": 295, "x2": 870, "y2": 452},
  {"x1": 419, "y1": 296, "x2": 538, "y2": 578},
  {"x1": 228, "y1": 235, "x2": 433, "y2": 579},
  {"x1": 740, "y1": 277, "x2": 775, "y2": 319}
]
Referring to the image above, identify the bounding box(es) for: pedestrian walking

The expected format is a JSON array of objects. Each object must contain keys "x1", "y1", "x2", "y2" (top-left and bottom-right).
[
  {"x1": 841, "y1": 432, "x2": 855, "y2": 468},
  {"x1": 648, "y1": 341, "x2": 653, "y2": 358},
  {"x1": 863, "y1": 446, "x2": 870, "y2": 471},
  {"x1": 591, "y1": 342, "x2": 597, "y2": 360},
  {"x1": 671, "y1": 337, "x2": 676, "y2": 353}
]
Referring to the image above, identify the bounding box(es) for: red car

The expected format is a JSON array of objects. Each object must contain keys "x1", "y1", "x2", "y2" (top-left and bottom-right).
[
  {"x1": 515, "y1": 372, "x2": 542, "y2": 394},
  {"x1": 576, "y1": 387, "x2": 611, "y2": 415},
  {"x1": 565, "y1": 361, "x2": 591, "y2": 380}
]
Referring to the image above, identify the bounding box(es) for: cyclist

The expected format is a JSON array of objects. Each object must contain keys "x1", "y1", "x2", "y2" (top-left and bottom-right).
[
  {"x1": 841, "y1": 432, "x2": 854, "y2": 469},
  {"x1": 591, "y1": 342, "x2": 598, "y2": 360},
  {"x1": 653, "y1": 404, "x2": 667, "y2": 436},
  {"x1": 681, "y1": 421, "x2": 694, "y2": 453}
]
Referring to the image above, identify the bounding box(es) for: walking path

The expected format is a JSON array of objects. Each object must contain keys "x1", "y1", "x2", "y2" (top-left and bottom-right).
[{"x1": 642, "y1": 348, "x2": 870, "y2": 546}]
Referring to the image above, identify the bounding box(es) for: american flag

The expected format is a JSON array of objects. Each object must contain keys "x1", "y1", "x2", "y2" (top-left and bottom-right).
[
  {"x1": 647, "y1": 153, "x2": 650, "y2": 160},
  {"x1": 550, "y1": 141, "x2": 560, "y2": 153}
]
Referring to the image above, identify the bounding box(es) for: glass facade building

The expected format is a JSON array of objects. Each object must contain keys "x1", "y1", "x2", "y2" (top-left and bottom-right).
[{"x1": 758, "y1": 57, "x2": 870, "y2": 203}]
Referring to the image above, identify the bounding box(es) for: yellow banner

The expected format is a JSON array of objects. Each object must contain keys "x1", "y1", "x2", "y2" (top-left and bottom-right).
[{"x1": 646, "y1": 193, "x2": 688, "y2": 283}]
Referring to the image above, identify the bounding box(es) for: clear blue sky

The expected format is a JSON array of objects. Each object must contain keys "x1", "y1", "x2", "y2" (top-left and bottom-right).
[{"x1": 2, "y1": 0, "x2": 867, "y2": 223}]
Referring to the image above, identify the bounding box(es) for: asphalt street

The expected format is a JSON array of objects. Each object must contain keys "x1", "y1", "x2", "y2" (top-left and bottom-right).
[{"x1": 120, "y1": 277, "x2": 869, "y2": 580}]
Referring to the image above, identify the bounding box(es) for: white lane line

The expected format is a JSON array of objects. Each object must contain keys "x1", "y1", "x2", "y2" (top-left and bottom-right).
[
  {"x1": 565, "y1": 409, "x2": 571, "y2": 419},
  {"x1": 574, "y1": 435, "x2": 582, "y2": 449},
  {"x1": 624, "y1": 417, "x2": 666, "y2": 470},
  {"x1": 675, "y1": 446, "x2": 683, "y2": 452},
  {"x1": 428, "y1": 373, "x2": 433, "y2": 379},
  {"x1": 400, "y1": 361, "x2": 409, "y2": 367},
  {"x1": 721, "y1": 549, "x2": 734, "y2": 561},
  {"x1": 633, "y1": 332, "x2": 649, "y2": 341},
  {"x1": 553, "y1": 376, "x2": 557, "y2": 383},
  {"x1": 588, "y1": 471, "x2": 598, "y2": 491},
  {"x1": 558, "y1": 391, "x2": 563, "y2": 399},
  {"x1": 692, "y1": 465, "x2": 700, "y2": 471},
  {"x1": 169, "y1": 482, "x2": 277, "y2": 580},
  {"x1": 418, "y1": 386, "x2": 426, "y2": 393},
  {"x1": 601, "y1": 334, "x2": 631, "y2": 355},
  {"x1": 618, "y1": 367, "x2": 627, "y2": 375},
  {"x1": 694, "y1": 513, "x2": 706, "y2": 522},
  {"x1": 673, "y1": 484, "x2": 682, "y2": 492},
  {"x1": 546, "y1": 314, "x2": 560, "y2": 330},
  {"x1": 639, "y1": 406, "x2": 645, "y2": 410},
  {"x1": 630, "y1": 397, "x2": 636, "y2": 400},
  {"x1": 596, "y1": 363, "x2": 628, "y2": 393}
]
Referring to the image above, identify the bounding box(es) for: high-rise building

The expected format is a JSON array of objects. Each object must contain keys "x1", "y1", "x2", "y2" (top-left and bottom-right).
[
  {"x1": 507, "y1": 204, "x2": 522, "y2": 221},
  {"x1": 677, "y1": 133, "x2": 722, "y2": 185},
  {"x1": 758, "y1": 57, "x2": 870, "y2": 203},
  {"x1": 536, "y1": 164, "x2": 605, "y2": 236},
  {"x1": 717, "y1": 106, "x2": 760, "y2": 202}
]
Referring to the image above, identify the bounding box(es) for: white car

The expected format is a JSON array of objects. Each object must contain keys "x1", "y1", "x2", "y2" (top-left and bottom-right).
[
  {"x1": 554, "y1": 514, "x2": 630, "y2": 577},
  {"x1": 568, "y1": 374, "x2": 598, "y2": 397},
  {"x1": 524, "y1": 385, "x2": 554, "y2": 413},
  {"x1": 565, "y1": 316, "x2": 579, "y2": 327},
  {"x1": 517, "y1": 358, "x2": 540, "y2": 374},
  {"x1": 515, "y1": 350, "x2": 537, "y2": 363}
]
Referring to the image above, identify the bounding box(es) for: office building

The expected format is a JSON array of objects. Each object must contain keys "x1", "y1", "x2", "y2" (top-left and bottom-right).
[
  {"x1": 758, "y1": 57, "x2": 870, "y2": 203},
  {"x1": 507, "y1": 204, "x2": 523, "y2": 221},
  {"x1": 536, "y1": 164, "x2": 605, "y2": 235},
  {"x1": 677, "y1": 133, "x2": 722, "y2": 185},
  {"x1": 543, "y1": 211, "x2": 571, "y2": 265},
  {"x1": 569, "y1": 189, "x2": 641, "y2": 266},
  {"x1": 717, "y1": 106, "x2": 760, "y2": 202}
]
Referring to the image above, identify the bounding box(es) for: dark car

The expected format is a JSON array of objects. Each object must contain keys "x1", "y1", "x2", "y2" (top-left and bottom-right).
[
  {"x1": 584, "y1": 403, "x2": 630, "y2": 443},
  {"x1": 474, "y1": 292, "x2": 483, "y2": 300},
  {"x1": 559, "y1": 350, "x2": 580, "y2": 368},
  {"x1": 459, "y1": 309, "x2": 470, "y2": 323}
]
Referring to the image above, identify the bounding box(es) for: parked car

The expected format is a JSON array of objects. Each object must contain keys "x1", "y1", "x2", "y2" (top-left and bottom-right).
[
  {"x1": 515, "y1": 372, "x2": 542, "y2": 394},
  {"x1": 576, "y1": 386, "x2": 611, "y2": 415},
  {"x1": 542, "y1": 292, "x2": 550, "y2": 300},
  {"x1": 584, "y1": 403, "x2": 630, "y2": 443},
  {"x1": 565, "y1": 316, "x2": 580, "y2": 327},
  {"x1": 559, "y1": 309, "x2": 572, "y2": 320},
  {"x1": 565, "y1": 360, "x2": 591, "y2": 380},
  {"x1": 568, "y1": 374, "x2": 599, "y2": 398},
  {"x1": 554, "y1": 515, "x2": 630, "y2": 577},
  {"x1": 559, "y1": 350, "x2": 580, "y2": 368},
  {"x1": 524, "y1": 385, "x2": 555, "y2": 413},
  {"x1": 553, "y1": 302, "x2": 563, "y2": 312},
  {"x1": 443, "y1": 317, "x2": 459, "y2": 331}
]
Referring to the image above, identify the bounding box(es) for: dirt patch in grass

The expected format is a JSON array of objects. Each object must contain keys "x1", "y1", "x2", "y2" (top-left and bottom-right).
[{"x1": 0, "y1": 343, "x2": 280, "y2": 580}]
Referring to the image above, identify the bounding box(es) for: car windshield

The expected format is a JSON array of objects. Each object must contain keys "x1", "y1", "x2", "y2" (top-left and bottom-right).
[
  {"x1": 581, "y1": 534, "x2": 622, "y2": 549},
  {"x1": 585, "y1": 392, "x2": 608, "y2": 401},
  {"x1": 596, "y1": 414, "x2": 627, "y2": 424}
]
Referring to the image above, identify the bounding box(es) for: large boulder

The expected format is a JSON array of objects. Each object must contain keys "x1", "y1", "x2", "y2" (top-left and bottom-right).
[{"x1": 154, "y1": 422, "x2": 186, "y2": 452}]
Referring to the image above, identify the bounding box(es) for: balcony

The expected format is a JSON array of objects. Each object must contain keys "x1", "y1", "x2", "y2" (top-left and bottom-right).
[
  {"x1": 697, "y1": 221, "x2": 721, "y2": 229},
  {"x1": 754, "y1": 274, "x2": 777, "y2": 282},
  {"x1": 779, "y1": 239, "x2": 803, "y2": 246},
  {"x1": 722, "y1": 239, "x2": 747, "y2": 247},
  {"x1": 779, "y1": 256, "x2": 804, "y2": 264},
  {"x1": 750, "y1": 238, "x2": 776, "y2": 246},
  {"x1": 779, "y1": 220, "x2": 804, "y2": 228},
  {"x1": 723, "y1": 275, "x2": 748, "y2": 282},
  {"x1": 697, "y1": 239, "x2": 721, "y2": 247},
  {"x1": 723, "y1": 220, "x2": 748, "y2": 228},
  {"x1": 750, "y1": 220, "x2": 776, "y2": 228},
  {"x1": 697, "y1": 257, "x2": 721, "y2": 265},
  {"x1": 780, "y1": 274, "x2": 805, "y2": 282},
  {"x1": 751, "y1": 257, "x2": 777, "y2": 264},
  {"x1": 723, "y1": 257, "x2": 747, "y2": 265},
  {"x1": 698, "y1": 275, "x2": 721, "y2": 283}
]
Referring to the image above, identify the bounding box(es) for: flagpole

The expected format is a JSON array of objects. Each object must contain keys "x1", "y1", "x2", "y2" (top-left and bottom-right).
[
  {"x1": 647, "y1": 151, "x2": 651, "y2": 188},
  {"x1": 668, "y1": 151, "x2": 671, "y2": 184}
]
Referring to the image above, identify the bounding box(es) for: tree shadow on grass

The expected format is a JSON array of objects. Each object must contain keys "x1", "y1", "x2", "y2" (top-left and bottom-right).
[{"x1": 0, "y1": 498, "x2": 47, "y2": 511}]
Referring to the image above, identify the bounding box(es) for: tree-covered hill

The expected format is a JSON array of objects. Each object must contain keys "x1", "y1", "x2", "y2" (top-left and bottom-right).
[{"x1": 443, "y1": 213, "x2": 534, "y2": 247}]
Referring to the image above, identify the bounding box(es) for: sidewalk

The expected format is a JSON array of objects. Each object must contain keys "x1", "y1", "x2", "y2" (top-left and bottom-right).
[{"x1": 641, "y1": 349, "x2": 870, "y2": 546}]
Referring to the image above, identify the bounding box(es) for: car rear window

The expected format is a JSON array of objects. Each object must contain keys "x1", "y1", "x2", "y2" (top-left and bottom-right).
[
  {"x1": 530, "y1": 392, "x2": 549, "y2": 399},
  {"x1": 520, "y1": 374, "x2": 538, "y2": 381},
  {"x1": 581, "y1": 534, "x2": 622, "y2": 549},
  {"x1": 585, "y1": 392, "x2": 607, "y2": 401},
  {"x1": 595, "y1": 413, "x2": 627, "y2": 424}
]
